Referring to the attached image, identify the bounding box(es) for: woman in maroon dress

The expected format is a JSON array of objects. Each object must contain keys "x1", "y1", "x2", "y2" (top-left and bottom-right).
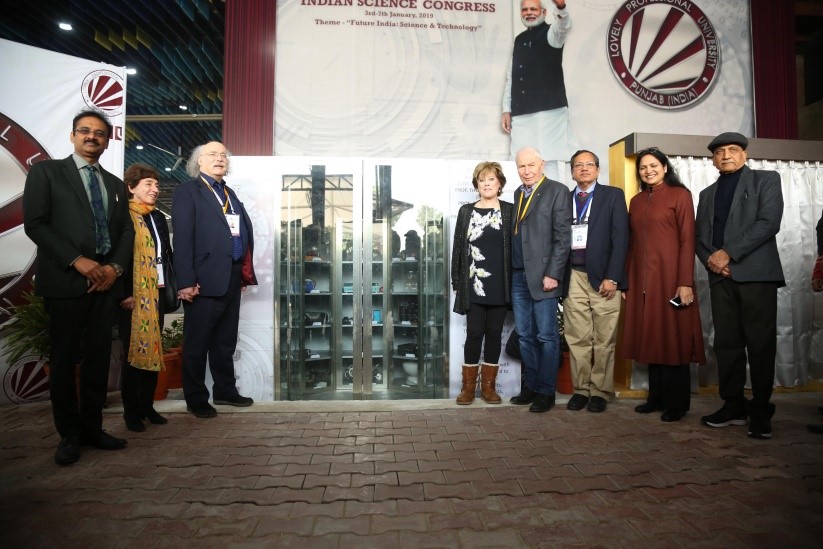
[{"x1": 621, "y1": 148, "x2": 705, "y2": 422}]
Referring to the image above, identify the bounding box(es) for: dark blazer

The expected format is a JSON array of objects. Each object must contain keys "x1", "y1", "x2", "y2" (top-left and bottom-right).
[
  {"x1": 172, "y1": 176, "x2": 257, "y2": 297},
  {"x1": 512, "y1": 176, "x2": 572, "y2": 300},
  {"x1": 22, "y1": 155, "x2": 134, "y2": 297},
  {"x1": 695, "y1": 165, "x2": 785, "y2": 287},
  {"x1": 562, "y1": 184, "x2": 629, "y2": 295},
  {"x1": 451, "y1": 200, "x2": 513, "y2": 314}
]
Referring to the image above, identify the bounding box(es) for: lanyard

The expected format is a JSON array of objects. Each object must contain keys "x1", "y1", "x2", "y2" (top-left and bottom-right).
[
  {"x1": 200, "y1": 176, "x2": 233, "y2": 214},
  {"x1": 572, "y1": 191, "x2": 594, "y2": 224},
  {"x1": 148, "y1": 214, "x2": 162, "y2": 260},
  {"x1": 515, "y1": 177, "x2": 544, "y2": 235}
]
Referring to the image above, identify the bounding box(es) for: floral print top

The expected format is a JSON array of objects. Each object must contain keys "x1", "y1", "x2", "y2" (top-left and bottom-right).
[{"x1": 467, "y1": 207, "x2": 506, "y2": 305}]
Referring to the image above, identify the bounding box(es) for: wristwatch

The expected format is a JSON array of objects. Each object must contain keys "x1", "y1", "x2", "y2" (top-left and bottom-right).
[
  {"x1": 110, "y1": 263, "x2": 124, "y2": 278},
  {"x1": 607, "y1": 279, "x2": 618, "y2": 286}
]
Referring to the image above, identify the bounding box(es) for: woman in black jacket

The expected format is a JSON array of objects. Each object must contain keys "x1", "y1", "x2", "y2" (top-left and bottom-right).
[
  {"x1": 115, "y1": 163, "x2": 174, "y2": 431},
  {"x1": 451, "y1": 162, "x2": 513, "y2": 405}
]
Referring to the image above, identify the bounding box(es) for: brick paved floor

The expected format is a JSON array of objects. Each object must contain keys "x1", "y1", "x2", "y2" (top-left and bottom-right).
[{"x1": 1, "y1": 392, "x2": 822, "y2": 547}]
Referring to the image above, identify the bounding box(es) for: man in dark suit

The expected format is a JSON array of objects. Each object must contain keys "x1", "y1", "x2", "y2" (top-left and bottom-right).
[
  {"x1": 562, "y1": 150, "x2": 628, "y2": 413},
  {"x1": 172, "y1": 141, "x2": 257, "y2": 419},
  {"x1": 23, "y1": 109, "x2": 134, "y2": 465},
  {"x1": 509, "y1": 146, "x2": 572, "y2": 412},
  {"x1": 696, "y1": 132, "x2": 785, "y2": 440}
]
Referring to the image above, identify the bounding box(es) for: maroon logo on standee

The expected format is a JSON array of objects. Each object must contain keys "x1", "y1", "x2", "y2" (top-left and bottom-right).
[
  {"x1": 81, "y1": 70, "x2": 125, "y2": 116},
  {"x1": 607, "y1": 0, "x2": 720, "y2": 110}
]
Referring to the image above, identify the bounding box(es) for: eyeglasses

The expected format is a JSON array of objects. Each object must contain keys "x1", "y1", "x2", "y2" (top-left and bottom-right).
[
  {"x1": 637, "y1": 147, "x2": 660, "y2": 156},
  {"x1": 73, "y1": 127, "x2": 108, "y2": 139},
  {"x1": 201, "y1": 151, "x2": 230, "y2": 159},
  {"x1": 572, "y1": 162, "x2": 597, "y2": 170}
]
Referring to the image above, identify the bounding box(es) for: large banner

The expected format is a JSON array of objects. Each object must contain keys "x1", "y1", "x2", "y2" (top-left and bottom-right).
[
  {"x1": 275, "y1": 0, "x2": 753, "y2": 179},
  {"x1": 0, "y1": 39, "x2": 127, "y2": 405}
]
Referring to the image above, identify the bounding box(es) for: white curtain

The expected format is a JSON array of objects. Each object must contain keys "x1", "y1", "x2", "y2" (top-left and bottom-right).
[{"x1": 666, "y1": 157, "x2": 823, "y2": 387}]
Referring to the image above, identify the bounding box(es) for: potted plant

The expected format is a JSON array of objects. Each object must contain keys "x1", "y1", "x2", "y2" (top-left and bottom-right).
[
  {"x1": 1, "y1": 291, "x2": 50, "y2": 364},
  {"x1": 161, "y1": 318, "x2": 184, "y2": 389}
]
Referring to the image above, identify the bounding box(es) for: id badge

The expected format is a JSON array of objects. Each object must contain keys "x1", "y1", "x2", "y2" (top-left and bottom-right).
[
  {"x1": 226, "y1": 213, "x2": 241, "y2": 237},
  {"x1": 571, "y1": 223, "x2": 588, "y2": 250},
  {"x1": 155, "y1": 256, "x2": 166, "y2": 288}
]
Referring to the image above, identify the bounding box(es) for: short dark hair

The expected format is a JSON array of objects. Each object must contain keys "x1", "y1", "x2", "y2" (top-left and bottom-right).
[
  {"x1": 124, "y1": 163, "x2": 160, "y2": 193},
  {"x1": 570, "y1": 149, "x2": 600, "y2": 168},
  {"x1": 72, "y1": 109, "x2": 113, "y2": 138}
]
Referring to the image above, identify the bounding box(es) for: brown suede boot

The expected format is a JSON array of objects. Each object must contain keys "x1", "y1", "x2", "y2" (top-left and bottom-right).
[
  {"x1": 480, "y1": 363, "x2": 502, "y2": 404},
  {"x1": 456, "y1": 365, "x2": 479, "y2": 405}
]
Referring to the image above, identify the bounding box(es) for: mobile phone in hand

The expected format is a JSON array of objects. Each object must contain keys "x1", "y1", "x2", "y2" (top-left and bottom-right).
[{"x1": 669, "y1": 295, "x2": 684, "y2": 307}]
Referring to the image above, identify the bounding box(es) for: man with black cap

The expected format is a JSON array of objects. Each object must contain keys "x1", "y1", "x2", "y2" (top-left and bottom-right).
[{"x1": 695, "y1": 132, "x2": 785, "y2": 439}]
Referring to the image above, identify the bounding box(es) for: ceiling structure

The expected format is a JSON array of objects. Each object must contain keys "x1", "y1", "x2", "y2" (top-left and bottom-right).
[{"x1": 0, "y1": 0, "x2": 226, "y2": 213}]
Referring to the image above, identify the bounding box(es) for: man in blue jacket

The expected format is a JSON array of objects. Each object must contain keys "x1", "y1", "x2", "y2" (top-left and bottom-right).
[
  {"x1": 562, "y1": 150, "x2": 628, "y2": 413},
  {"x1": 172, "y1": 141, "x2": 257, "y2": 418}
]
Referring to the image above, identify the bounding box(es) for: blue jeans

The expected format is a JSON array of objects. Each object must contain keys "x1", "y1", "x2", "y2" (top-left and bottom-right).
[{"x1": 511, "y1": 270, "x2": 560, "y2": 396}]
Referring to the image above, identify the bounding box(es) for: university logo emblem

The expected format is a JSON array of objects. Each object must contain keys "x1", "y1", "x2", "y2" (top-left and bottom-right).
[
  {"x1": 81, "y1": 70, "x2": 125, "y2": 116},
  {"x1": 607, "y1": 0, "x2": 720, "y2": 110},
  {"x1": 3, "y1": 356, "x2": 49, "y2": 404},
  {"x1": 0, "y1": 112, "x2": 50, "y2": 323}
]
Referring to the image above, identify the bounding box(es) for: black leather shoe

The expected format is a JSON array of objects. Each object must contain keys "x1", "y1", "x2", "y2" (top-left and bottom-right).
[
  {"x1": 587, "y1": 396, "x2": 607, "y2": 413},
  {"x1": 81, "y1": 430, "x2": 128, "y2": 450},
  {"x1": 510, "y1": 387, "x2": 536, "y2": 405},
  {"x1": 566, "y1": 394, "x2": 589, "y2": 411},
  {"x1": 661, "y1": 410, "x2": 685, "y2": 422},
  {"x1": 187, "y1": 402, "x2": 218, "y2": 418},
  {"x1": 55, "y1": 435, "x2": 81, "y2": 465},
  {"x1": 807, "y1": 424, "x2": 823, "y2": 434},
  {"x1": 145, "y1": 410, "x2": 168, "y2": 425},
  {"x1": 213, "y1": 395, "x2": 254, "y2": 407},
  {"x1": 634, "y1": 402, "x2": 663, "y2": 414},
  {"x1": 529, "y1": 393, "x2": 555, "y2": 413},
  {"x1": 124, "y1": 417, "x2": 146, "y2": 433}
]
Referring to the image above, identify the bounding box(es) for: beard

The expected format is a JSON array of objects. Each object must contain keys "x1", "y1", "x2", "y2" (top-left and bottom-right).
[{"x1": 522, "y1": 13, "x2": 546, "y2": 28}]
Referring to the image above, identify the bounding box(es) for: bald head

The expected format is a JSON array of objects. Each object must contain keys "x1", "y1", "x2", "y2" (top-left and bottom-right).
[{"x1": 515, "y1": 147, "x2": 545, "y2": 188}]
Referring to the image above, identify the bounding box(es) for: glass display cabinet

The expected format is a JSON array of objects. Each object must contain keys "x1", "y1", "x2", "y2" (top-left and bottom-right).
[{"x1": 277, "y1": 161, "x2": 449, "y2": 400}]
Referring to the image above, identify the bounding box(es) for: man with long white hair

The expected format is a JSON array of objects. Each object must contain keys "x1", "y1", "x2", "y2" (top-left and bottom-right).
[{"x1": 172, "y1": 141, "x2": 257, "y2": 418}]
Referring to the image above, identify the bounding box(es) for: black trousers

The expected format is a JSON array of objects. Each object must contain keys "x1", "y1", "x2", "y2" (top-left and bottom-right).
[
  {"x1": 710, "y1": 279, "x2": 778, "y2": 419},
  {"x1": 182, "y1": 262, "x2": 243, "y2": 405},
  {"x1": 45, "y1": 292, "x2": 115, "y2": 438},
  {"x1": 646, "y1": 363, "x2": 691, "y2": 413},
  {"x1": 463, "y1": 303, "x2": 508, "y2": 364},
  {"x1": 117, "y1": 306, "x2": 163, "y2": 420}
]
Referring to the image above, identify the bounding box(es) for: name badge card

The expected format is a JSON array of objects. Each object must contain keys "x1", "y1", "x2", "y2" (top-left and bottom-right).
[
  {"x1": 571, "y1": 223, "x2": 588, "y2": 250},
  {"x1": 226, "y1": 214, "x2": 241, "y2": 236},
  {"x1": 156, "y1": 256, "x2": 166, "y2": 288}
]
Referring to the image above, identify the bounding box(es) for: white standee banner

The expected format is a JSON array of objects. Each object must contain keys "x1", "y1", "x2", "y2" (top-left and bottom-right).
[
  {"x1": 0, "y1": 39, "x2": 127, "y2": 405},
  {"x1": 214, "y1": 157, "x2": 278, "y2": 402}
]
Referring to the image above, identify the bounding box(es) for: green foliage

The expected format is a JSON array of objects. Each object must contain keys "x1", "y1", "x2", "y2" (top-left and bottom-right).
[
  {"x1": 161, "y1": 318, "x2": 184, "y2": 350},
  {"x1": 1, "y1": 291, "x2": 50, "y2": 364}
]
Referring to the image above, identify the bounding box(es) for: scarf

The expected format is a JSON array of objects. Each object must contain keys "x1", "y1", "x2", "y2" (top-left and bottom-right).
[{"x1": 127, "y1": 202, "x2": 164, "y2": 371}]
